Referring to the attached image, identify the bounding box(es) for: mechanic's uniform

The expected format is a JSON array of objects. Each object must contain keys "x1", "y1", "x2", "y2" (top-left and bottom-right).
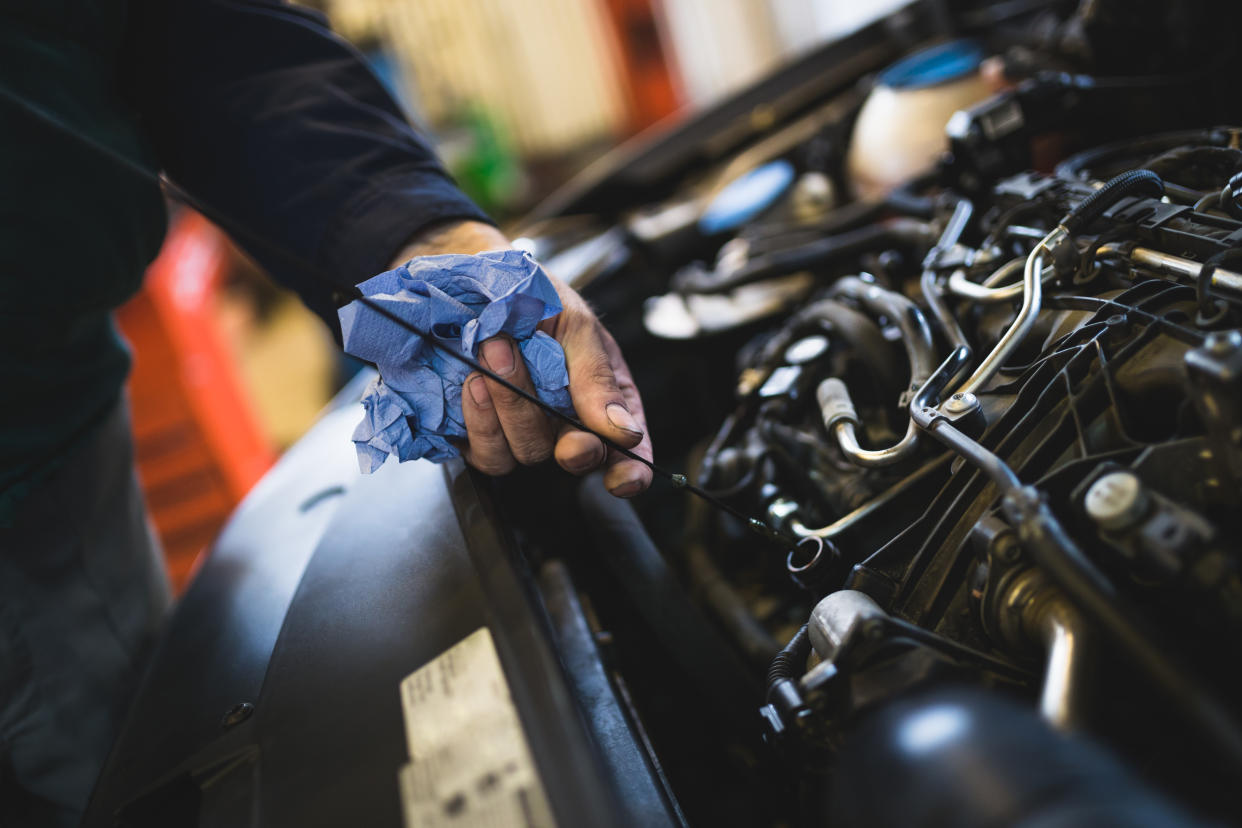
[{"x1": 0, "y1": 3, "x2": 488, "y2": 824}]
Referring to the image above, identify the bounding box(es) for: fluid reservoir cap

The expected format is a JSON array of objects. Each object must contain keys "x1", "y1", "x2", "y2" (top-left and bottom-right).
[
  {"x1": 878, "y1": 39, "x2": 984, "y2": 90},
  {"x1": 699, "y1": 160, "x2": 795, "y2": 235},
  {"x1": 1084, "y1": 471, "x2": 1149, "y2": 531}
]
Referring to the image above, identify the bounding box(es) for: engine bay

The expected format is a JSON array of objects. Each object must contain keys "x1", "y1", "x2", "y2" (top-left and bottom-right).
[
  {"x1": 507, "y1": 2, "x2": 1242, "y2": 823},
  {"x1": 81, "y1": 2, "x2": 1242, "y2": 825}
]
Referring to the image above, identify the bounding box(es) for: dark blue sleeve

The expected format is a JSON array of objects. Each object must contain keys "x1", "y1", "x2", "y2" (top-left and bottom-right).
[{"x1": 126, "y1": 0, "x2": 493, "y2": 331}]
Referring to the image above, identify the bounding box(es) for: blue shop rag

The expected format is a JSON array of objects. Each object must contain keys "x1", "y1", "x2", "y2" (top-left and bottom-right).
[{"x1": 338, "y1": 249, "x2": 575, "y2": 472}]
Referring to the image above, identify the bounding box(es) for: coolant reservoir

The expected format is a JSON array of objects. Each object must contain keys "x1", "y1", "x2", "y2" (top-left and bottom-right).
[{"x1": 846, "y1": 39, "x2": 992, "y2": 201}]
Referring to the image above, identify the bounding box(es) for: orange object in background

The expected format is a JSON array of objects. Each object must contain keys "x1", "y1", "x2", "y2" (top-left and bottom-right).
[
  {"x1": 602, "y1": 0, "x2": 683, "y2": 133},
  {"x1": 116, "y1": 210, "x2": 276, "y2": 593}
]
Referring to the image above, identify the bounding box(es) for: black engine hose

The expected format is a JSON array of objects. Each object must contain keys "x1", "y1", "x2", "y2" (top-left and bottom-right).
[
  {"x1": 684, "y1": 497, "x2": 783, "y2": 669},
  {"x1": 1055, "y1": 128, "x2": 1232, "y2": 180},
  {"x1": 1059, "y1": 169, "x2": 1164, "y2": 236},
  {"x1": 754, "y1": 298, "x2": 904, "y2": 402},
  {"x1": 1145, "y1": 145, "x2": 1242, "y2": 193},
  {"x1": 681, "y1": 219, "x2": 933, "y2": 295},
  {"x1": 765, "y1": 623, "x2": 811, "y2": 700},
  {"x1": 829, "y1": 276, "x2": 937, "y2": 391}
]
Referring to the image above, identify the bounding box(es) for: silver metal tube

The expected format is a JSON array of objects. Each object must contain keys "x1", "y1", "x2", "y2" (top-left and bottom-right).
[
  {"x1": 958, "y1": 227, "x2": 1063, "y2": 394},
  {"x1": 939, "y1": 198, "x2": 975, "y2": 248},
  {"x1": 823, "y1": 277, "x2": 937, "y2": 468},
  {"x1": 1039, "y1": 605, "x2": 1086, "y2": 730},
  {"x1": 833, "y1": 419, "x2": 920, "y2": 468},
  {"x1": 995, "y1": 568, "x2": 1090, "y2": 732},
  {"x1": 920, "y1": 199, "x2": 975, "y2": 350},
  {"x1": 981, "y1": 257, "x2": 1025, "y2": 288},
  {"x1": 830, "y1": 276, "x2": 937, "y2": 387},
  {"x1": 1097, "y1": 244, "x2": 1242, "y2": 297},
  {"x1": 782, "y1": 456, "x2": 945, "y2": 539},
  {"x1": 947, "y1": 259, "x2": 1057, "y2": 302}
]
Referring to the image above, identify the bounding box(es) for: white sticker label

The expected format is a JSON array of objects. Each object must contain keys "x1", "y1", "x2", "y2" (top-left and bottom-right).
[{"x1": 398, "y1": 628, "x2": 556, "y2": 828}]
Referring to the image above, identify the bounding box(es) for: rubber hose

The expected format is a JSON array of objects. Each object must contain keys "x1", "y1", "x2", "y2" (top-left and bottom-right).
[
  {"x1": 766, "y1": 624, "x2": 811, "y2": 698},
  {"x1": 1055, "y1": 128, "x2": 1229, "y2": 179},
  {"x1": 1060, "y1": 169, "x2": 1164, "y2": 235}
]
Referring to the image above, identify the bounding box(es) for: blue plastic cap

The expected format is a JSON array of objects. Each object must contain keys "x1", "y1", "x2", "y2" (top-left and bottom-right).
[
  {"x1": 878, "y1": 39, "x2": 983, "y2": 90},
  {"x1": 699, "y1": 160, "x2": 796, "y2": 235}
]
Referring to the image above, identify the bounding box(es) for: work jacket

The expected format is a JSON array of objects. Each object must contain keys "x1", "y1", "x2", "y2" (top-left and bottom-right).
[{"x1": 0, "y1": 0, "x2": 490, "y2": 521}]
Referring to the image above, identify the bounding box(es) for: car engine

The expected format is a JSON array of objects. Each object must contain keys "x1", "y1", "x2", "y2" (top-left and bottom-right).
[
  {"x1": 83, "y1": 2, "x2": 1242, "y2": 826},
  {"x1": 508, "y1": 2, "x2": 1242, "y2": 824}
]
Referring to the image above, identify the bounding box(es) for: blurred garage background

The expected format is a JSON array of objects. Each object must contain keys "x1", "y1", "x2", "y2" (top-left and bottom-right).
[{"x1": 118, "y1": 0, "x2": 906, "y2": 590}]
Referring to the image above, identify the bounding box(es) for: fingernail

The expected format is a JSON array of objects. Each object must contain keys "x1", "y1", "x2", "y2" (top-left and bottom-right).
[
  {"x1": 482, "y1": 338, "x2": 515, "y2": 376},
  {"x1": 468, "y1": 376, "x2": 491, "y2": 408},
  {"x1": 564, "y1": 450, "x2": 601, "y2": 474},
  {"x1": 610, "y1": 479, "x2": 645, "y2": 498},
  {"x1": 606, "y1": 403, "x2": 642, "y2": 437}
]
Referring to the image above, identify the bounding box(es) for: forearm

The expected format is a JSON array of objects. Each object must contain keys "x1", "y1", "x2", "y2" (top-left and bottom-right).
[{"x1": 390, "y1": 220, "x2": 510, "y2": 267}]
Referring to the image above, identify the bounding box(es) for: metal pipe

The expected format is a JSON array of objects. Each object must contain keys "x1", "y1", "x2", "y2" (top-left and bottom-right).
[
  {"x1": 830, "y1": 277, "x2": 938, "y2": 387},
  {"x1": 1097, "y1": 243, "x2": 1242, "y2": 297},
  {"x1": 947, "y1": 258, "x2": 1056, "y2": 303},
  {"x1": 822, "y1": 277, "x2": 937, "y2": 468},
  {"x1": 778, "y1": 455, "x2": 947, "y2": 539},
  {"x1": 958, "y1": 227, "x2": 1063, "y2": 394},
  {"x1": 907, "y1": 365, "x2": 1242, "y2": 770},
  {"x1": 996, "y1": 568, "x2": 1090, "y2": 731},
  {"x1": 920, "y1": 200, "x2": 975, "y2": 350},
  {"x1": 1039, "y1": 604, "x2": 1086, "y2": 730},
  {"x1": 833, "y1": 419, "x2": 920, "y2": 468}
]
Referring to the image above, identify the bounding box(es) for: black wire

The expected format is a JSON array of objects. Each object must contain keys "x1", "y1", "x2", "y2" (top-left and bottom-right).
[{"x1": 0, "y1": 81, "x2": 795, "y2": 551}]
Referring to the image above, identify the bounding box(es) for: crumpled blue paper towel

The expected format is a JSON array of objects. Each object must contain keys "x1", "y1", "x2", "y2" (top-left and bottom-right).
[{"x1": 338, "y1": 249, "x2": 574, "y2": 472}]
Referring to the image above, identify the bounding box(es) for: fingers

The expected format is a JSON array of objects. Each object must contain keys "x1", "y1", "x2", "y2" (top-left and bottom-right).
[
  {"x1": 464, "y1": 278, "x2": 654, "y2": 500},
  {"x1": 599, "y1": 344, "x2": 653, "y2": 496},
  {"x1": 461, "y1": 372, "x2": 515, "y2": 475},
  {"x1": 478, "y1": 335, "x2": 555, "y2": 465},
  {"x1": 554, "y1": 421, "x2": 605, "y2": 476},
  {"x1": 602, "y1": 445, "x2": 653, "y2": 498},
  {"x1": 545, "y1": 285, "x2": 654, "y2": 496},
  {"x1": 557, "y1": 308, "x2": 646, "y2": 452}
]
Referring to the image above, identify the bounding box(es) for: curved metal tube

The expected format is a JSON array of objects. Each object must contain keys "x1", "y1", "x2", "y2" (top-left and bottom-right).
[
  {"x1": 919, "y1": 199, "x2": 975, "y2": 350},
  {"x1": 825, "y1": 277, "x2": 936, "y2": 468},
  {"x1": 833, "y1": 419, "x2": 920, "y2": 468},
  {"x1": 947, "y1": 258, "x2": 1056, "y2": 303},
  {"x1": 829, "y1": 276, "x2": 937, "y2": 388},
  {"x1": 957, "y1": 227, "x2": 1063, "y2": 394},
  {"x1": 1039, "y1": 603, "x2": 1087, "y2": 730},
  {"x1": 781, "y1": 455, "x2": 947, "y2": 539},
  {"x1": 922, "y1": 266, "x2": 971, "y2": 349},
  {"x1": 998, "y1": 568, "x2": 1090, "y2": 731}
]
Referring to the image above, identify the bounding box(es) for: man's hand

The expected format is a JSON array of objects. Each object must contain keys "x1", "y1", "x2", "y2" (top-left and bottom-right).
[{"x1": 391, "y1": 220, "x2": 653, "y2": 497}]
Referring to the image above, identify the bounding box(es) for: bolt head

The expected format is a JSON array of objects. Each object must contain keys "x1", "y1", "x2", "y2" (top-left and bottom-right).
[
  {"x1": 943, "y1": 392, "x2": 979, "y2": 415},
  {"x1": 1206, "y1": 330, "x2": 1242, "y2": 356}
]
